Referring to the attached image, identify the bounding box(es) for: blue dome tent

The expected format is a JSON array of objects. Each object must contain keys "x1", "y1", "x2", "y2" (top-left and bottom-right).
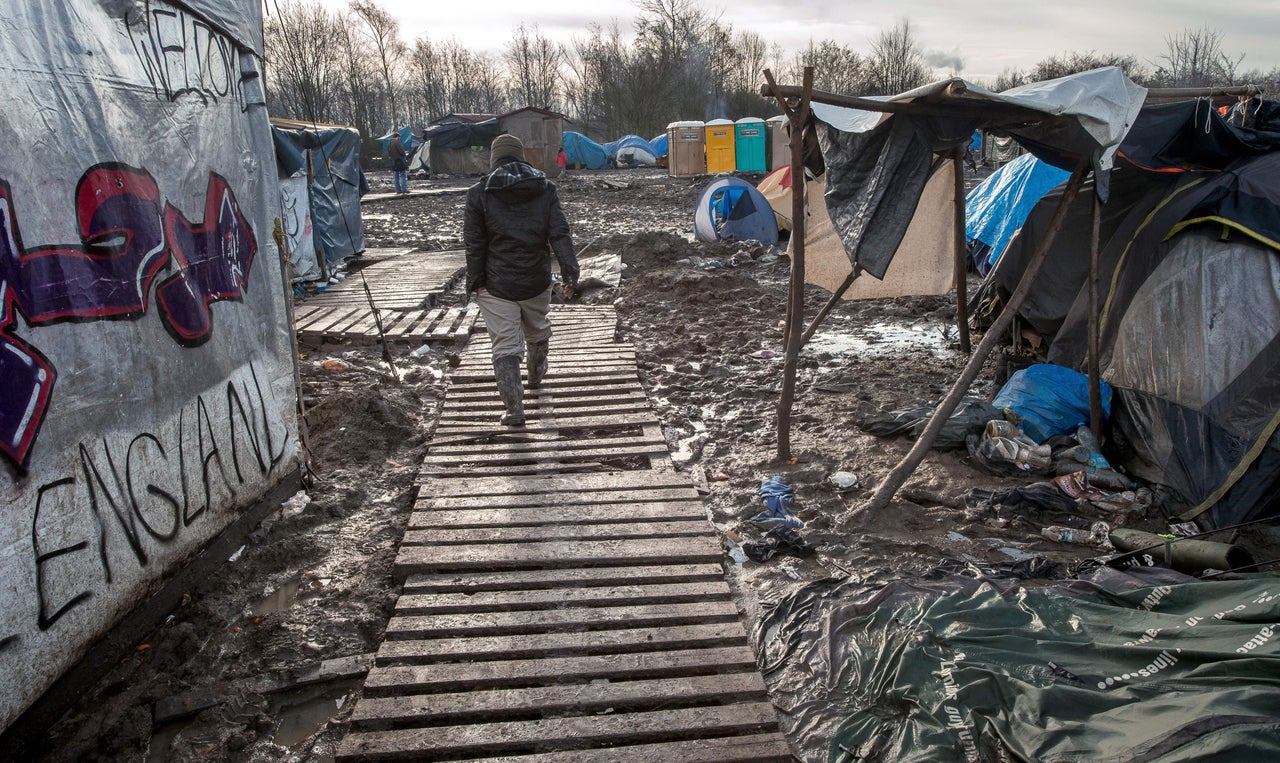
[
  {"x1": 693, "y1": 177, "x2": 778, "y2": 244},
  {"x1": 604, "y1": 135, "x2": 658, "y2": 166}
]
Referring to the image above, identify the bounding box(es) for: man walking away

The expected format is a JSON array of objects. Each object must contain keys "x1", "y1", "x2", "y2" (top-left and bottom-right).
[
  {"x1": 464, "y1": 133, "x2": 579, "y2": 426},
  {"x1": 389, "y1": 133, "x2": 409, "y2": 194}
]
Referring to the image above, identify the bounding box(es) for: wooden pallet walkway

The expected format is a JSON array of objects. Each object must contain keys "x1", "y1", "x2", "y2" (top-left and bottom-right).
[
  {"x1": 295, "y1": 249, "x2": 471, "y2": 345},
  {"x1": 337, "y1": 305, "x2": 790, "y2": 761}
]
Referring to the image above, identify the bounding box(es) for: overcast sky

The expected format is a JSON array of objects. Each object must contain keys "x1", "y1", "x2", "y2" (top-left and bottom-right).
[{"x1": 308, "y1": 0, "x2": 1280, "y2": 82}]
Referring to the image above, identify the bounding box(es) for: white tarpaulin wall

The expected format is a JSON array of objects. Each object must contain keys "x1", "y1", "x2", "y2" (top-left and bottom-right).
[{"x1": 0, "y1": 0, "x2": 299, "y2": 730}]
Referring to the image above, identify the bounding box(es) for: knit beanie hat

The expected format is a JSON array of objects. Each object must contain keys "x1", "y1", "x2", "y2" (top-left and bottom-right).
[{"x1": 490, "y1": 133, "x2": 525, "y2": 168}]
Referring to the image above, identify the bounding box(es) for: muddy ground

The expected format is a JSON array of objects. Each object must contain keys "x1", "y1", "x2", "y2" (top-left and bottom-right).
[{"x1": 36, "y1": 166, "x2": 1278, "y2": 761}]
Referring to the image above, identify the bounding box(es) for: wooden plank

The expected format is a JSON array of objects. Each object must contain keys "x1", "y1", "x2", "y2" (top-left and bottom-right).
[
  {"x1": 467, "y1": 734, "x2": 793, "y2": 763},
  {"x1": 384, "y1": 601, "x2": 741, "y2": 639},
  {"x1": 401, "y1": 563, "x2": 724, "y2": 593},
  {"x1": 425, "y1": 432, "x2": 663, "y2": 457},
  {"x1": 407, "y1": 502, "x2": 706, "y2": 529},
  {"x1": 363, "y1": 647, "x2": 761, "y2": 694},
  {"x1": 442, "y1": 390, "x2": 649, "y2": 412},
  {"x1": 440, "y1": 400, "x2": 652, "y2": 422},
  {"x1": 393, "y1": 536, "x2": 723, "y2": 573},
  {"x1": 395, "y1": 581, "x2": 732, "y2": 614},
  {"x1": 349, "y1": 672, "x2": 768, "y2": 728},
  {"x1": 336, "y1": 702, "x2": 780, "y2": 761},
  {"x1": 431, "y1": 412, "x2": 657, "y2": 438},
  {"x1": 413, "y1": 487, "x2": 700, "y2": 510},
  {"x1": 375, "y1": 622, "x2": 748, "y2": 664},
  {"x1": 400, "y1": 521, "x2": 712, "y2": 546},
  {"x1": 420, "y1": 469, "x2": 693, "y2": 495}
]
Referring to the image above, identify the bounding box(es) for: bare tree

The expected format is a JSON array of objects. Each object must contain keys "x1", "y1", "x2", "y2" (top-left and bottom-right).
[
  {"x1": 334, "y1": 21, "x2": 378, "y2": 134},
  {"x1": 866, "y1": 19, "x2": 930, "y2": 95},
  {"x1": 1153, "y1": 26, "x2": 1244, "y2": 87},
  {"x1": 352, "y1": 0, "x2": 406, "y2": 127},
  {"x1": 263, "y1": 0, "x2": 344, "y2": 122},
  {"x1": 633, "y1": 0, "x2": 709, "y2": 64},
  {"x1": 1034, "y1": 51, "x2": 1149, "y2": 84},
  {"x1": 505, "y1": 24, "x2": 563, "y2": 110},
  {"x1": 406, "y1": 38, "x2": 448, "y2": 123},
  {"x1": 992, "y1": 67, "x2": 1027, "y2": 91},
  {"x1": 787, "y1": 39, "x2": 866, "y2": 95}
]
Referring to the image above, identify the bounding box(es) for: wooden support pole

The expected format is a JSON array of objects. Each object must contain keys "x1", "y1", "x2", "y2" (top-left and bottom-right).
[
  {"x1": 863, "y1": 160, "x2": 1091, "y2": 514},
  {"x1": 763, "y1": 67, "x2": 813, "y2": 462},
  {"x1": 952, "y1": 147, "x2": 972, "y2": 355},
  {"x1": 801, "y1": 267, "x2": 860, "y2": 345},
  {"x1": 1088, "y1": 192, "x2": 1103, "y2": 438}
]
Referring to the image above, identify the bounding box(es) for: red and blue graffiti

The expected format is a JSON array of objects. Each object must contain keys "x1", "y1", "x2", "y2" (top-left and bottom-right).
[{"x1": 0, "y1": 163, "x2": 257, "y2": 468}]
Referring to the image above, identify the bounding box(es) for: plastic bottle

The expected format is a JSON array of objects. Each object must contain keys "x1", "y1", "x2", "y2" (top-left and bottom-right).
[{"x1": 1042, "y1": 525, "x2": 1091, "y2": 544}]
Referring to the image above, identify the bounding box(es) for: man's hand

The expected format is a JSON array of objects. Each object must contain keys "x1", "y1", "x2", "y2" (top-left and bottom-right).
[{"x1": 560, "y1": 283, "x2": 578, "y2": 302}]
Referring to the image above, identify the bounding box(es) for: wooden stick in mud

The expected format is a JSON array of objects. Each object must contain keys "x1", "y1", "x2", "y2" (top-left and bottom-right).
[
  {"x1": 763, "y1": 66, "x2": 813, "y2": 461},
  {"x1": 801, "y1": 266, "x2": 860, "y2": 345},
  {"x1": 1088, "y1": 192, "x2": 1103, "y2": 437},
  {"x1": 864, "y1": 159, "x2": 1091, "y2": 513},
  {"x1": 952, "y1": 146, "x2": 971, "y2": 354}
]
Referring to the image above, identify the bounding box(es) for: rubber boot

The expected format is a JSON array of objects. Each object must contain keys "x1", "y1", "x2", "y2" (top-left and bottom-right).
[
  {"x1": 527, "y1": 339, "x2": 549, "y2": 389},
  {"x1": 493, "y1": 355, "x2": 525, "y2": 426}
]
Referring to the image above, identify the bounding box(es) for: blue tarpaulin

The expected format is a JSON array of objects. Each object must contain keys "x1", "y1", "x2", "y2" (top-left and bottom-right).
[
  {"x1": 650, "y1": 133, "x2": 669, "y2": 158},
  {"x1": 272, "y1": 125, "x2": 367, "y2": 267},
  {"x1": 561, "y1": 131, "x2": 608, "y2": 170},
  {"x1": 993, "y1": 363, "x2": 1112, "y2": 443},
  {"x1": 377, "y1": 125, "x2": 417, "y2": 155},
  {"x1": 603, "y1": 134, "x2": 659, "y2": 166},
  {"x1": 965, "y1": 153, "x2": 1070, "y2": 273}
]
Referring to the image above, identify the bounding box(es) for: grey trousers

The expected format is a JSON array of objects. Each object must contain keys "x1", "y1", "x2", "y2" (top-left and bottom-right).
[{"x1": 474, "y1": 287, "x2": 552, "y2": 359}]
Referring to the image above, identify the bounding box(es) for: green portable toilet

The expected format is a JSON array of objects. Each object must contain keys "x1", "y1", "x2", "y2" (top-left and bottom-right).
[{"x1": 734, "y1": 118, "x2": 767, "y2": 173}]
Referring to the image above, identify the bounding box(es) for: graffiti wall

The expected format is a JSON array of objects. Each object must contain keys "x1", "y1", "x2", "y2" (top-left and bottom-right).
[{"x1": 0, "y1": 1, "x2": 299, "y2": 730}]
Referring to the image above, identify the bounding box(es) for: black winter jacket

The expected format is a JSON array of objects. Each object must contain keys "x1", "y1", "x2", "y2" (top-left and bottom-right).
[{"x1": 463, "y1": 159, "x2": 578, "y2": 301}]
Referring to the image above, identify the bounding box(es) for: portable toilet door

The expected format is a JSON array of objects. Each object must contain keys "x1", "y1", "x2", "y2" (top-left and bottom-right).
[
  {"x1": 734, "y1": 118, "x2": 767, "y2": 173},
  {"x1": 666, "y1": 120, "x2": 706, "y2": 177},
  {"x1": 767, "y1": 115, "x2": 790, "y2": 170},
  {"x1": 704, "y1": 119, "x2": 736, "y2": 173}
]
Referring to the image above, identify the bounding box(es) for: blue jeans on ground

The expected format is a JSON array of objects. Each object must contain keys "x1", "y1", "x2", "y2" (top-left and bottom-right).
[{"x1": 393, "y1": 170, "x2": 408, "y2": 193}]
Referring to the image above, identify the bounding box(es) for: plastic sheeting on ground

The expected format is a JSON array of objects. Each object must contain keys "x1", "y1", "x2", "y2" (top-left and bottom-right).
[
  {"x1": 857, "y1": 397, "x2": 1002, "y2": 450},
  {"x1": 760, "y1": 564, "x2": 1280, "y2": 762}
]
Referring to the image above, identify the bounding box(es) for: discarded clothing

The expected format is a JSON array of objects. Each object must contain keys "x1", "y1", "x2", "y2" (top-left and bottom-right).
[
  {"x1": 857, "y1": 397, "x2": 1003, "y2": 450},
  {"x1": 742, "y1": 526, "x2": 816, "y2": 562},
  {"x1": 751, "y1": 476, "x2": 802, "y2": 529}
]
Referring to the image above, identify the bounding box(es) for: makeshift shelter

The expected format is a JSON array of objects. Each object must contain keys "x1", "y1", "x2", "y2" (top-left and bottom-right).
[
  {"x1": 693, "y1": 177, "x2": 778, "y2": 244},
  {"x1": 667, "y1": 120, "x2": 706, "y2": 176},
  {"x1": 965, "y1": 153, "x2": 1071, "y2": 274},
  {"x1": 497, "y1": 107, "x2": 565, "y2": 172},
  {"x1": 561, "y1": 131, "x2": 608, "y2": 170},
  {"x1": 603, "y1": 135, "x2": 659, "y2": 167},
  {"x1": 761, "y1": 66, "x2": 1153, "y2": 496},
  {"x1": 272, "y1": 120, "x2": 368, "y2": 270},
  {"x1": 767, "y1": 114, "x2": 789, "y2": 170},
  {"x1": 980, "y1": 99, "x2": 1280, "y2": 529},
  {"x1": 422, "y1": 118, "x2": 501, "y2": 175},
  {"x1": 734, "y1": 118, "x2": 767, "y2": 172},
  {"x1": 757, "y1": 165, "x2": 794, "y2": 231},
  {"x1": 704, "y1": 119, "x2": 736, "y2": 173},
  {"x1": 376, "y1": 125, "x2": 417, "y2": 158},
  {"x1": 0, "y1": 0, "x2": 300, "y2": 735},
  {"x1": 650, "y1": 133, "x2": 669, "y2": 162}
]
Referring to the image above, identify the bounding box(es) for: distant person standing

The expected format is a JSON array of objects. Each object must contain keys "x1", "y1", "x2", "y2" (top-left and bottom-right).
[
  {"x1": 556, "y1": 146, "x2": 569, "y2": 177},
  {"x1": 464, "y1": 134, "x2": 580, "y2": 426},
  {"x1": 388, "y1": 133, "x2": 409, "y2": 194}
]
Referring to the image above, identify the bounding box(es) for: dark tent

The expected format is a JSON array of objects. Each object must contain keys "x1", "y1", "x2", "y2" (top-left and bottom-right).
[
  {"x1": 422, "y1": 119, "x2": 502, "y2": 175},
  {"x1": 693, "y1": 177, "x2": 779, "y2": 244},
  {"x1": 979, "y1": 100, "x2": 1280, "y2": 530}
]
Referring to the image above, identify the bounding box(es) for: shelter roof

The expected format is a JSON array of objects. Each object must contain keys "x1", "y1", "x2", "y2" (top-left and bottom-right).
[
  {"x1": 498, "y1": 107, "x2": 566, "y2": 120},
  {"x1": 430, "y1": 113, "x2": 497, "y2": 125}
]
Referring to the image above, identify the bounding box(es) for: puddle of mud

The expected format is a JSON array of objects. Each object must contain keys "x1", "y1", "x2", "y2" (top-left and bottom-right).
[
  {"x1": 251, "y1": 579, "x2": 301, "y2": 617},
  {"x1": 806, "y1": 319, "x2": 956, "y2": 359},
  {"x1": 271, "y1": 689, "x2": 349, "y2": 752}
]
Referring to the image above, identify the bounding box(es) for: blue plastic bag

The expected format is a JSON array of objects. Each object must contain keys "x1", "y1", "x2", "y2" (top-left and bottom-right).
[{"x1": 993, "y1": 364, "x2": 1112, "y2": 443}]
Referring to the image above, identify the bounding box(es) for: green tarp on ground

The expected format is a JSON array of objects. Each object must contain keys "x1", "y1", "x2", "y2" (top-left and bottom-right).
[{"x1": 760, "y1": 566, "x2": 1280, "y2": 761}]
